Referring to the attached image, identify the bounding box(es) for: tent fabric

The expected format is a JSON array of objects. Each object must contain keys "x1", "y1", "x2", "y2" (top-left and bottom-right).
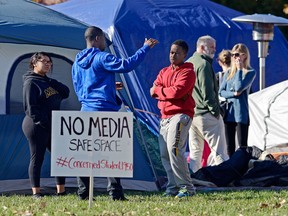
[
  {"x1": 0, "y1": 114, "x2": 51, "y2": 180},
  {"x1": 49, "y1": 0, "x2": 288, "y2": 137},
  {"x1": 248, "y1": 80, "x2": 288, "y2": 150},
  {"x1": 0, "y1": 0, "x2": 86, "y2": 50},
  {"x1": 2, "y1": 0, "x2": 288, "y2": 193},
  {"x1": 0, "y1": 0, "x2": 159, "y2": 193},
  {"x1": 0, "y1": 114, "x2": 158, "y2": 191}
]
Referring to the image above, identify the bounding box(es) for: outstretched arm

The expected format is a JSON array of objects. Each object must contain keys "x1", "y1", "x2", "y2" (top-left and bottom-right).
[{"x1": 100, "y1": 38, "x2": 159, "y2": 73}]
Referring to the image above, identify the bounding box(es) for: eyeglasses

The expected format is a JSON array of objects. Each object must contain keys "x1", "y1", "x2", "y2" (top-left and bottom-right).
[
  {"x1": 231, "y1": 53, "x2": 244, "y2": 57},
  {"x1": 38, "y1": 59, "x2": 52, "y2": 65}
]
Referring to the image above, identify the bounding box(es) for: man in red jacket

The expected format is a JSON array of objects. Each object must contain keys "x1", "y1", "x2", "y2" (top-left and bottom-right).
[{"x1": 150, "y1": 40, "x2": 196, "y2": 198}]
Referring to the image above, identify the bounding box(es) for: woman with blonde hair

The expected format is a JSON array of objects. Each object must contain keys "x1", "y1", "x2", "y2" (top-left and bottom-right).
[{"x1": 219, "y1": 43, "x2": 256, "y2": 157}]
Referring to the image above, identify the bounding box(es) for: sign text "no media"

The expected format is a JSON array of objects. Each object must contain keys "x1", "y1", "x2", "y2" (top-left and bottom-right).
[{"x1": 60, "y1": 116, "x2": 132, "y2": 138}]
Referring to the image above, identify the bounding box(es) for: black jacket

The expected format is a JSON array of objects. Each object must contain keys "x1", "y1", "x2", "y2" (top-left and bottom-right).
[{"x1": 23, "y1": 71, "x2": 70, "y2": 130}]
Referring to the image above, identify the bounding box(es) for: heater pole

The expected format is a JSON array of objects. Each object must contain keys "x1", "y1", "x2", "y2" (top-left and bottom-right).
[
  {"x1": 259, "y1": 57, "x2": 265, "y2": 90},
  {"x1": 257, "y1": 40, "x2": 269, "y2": 90},
  {"x1": 232, "y1": 14, "x2": 288, "y2": 91}
]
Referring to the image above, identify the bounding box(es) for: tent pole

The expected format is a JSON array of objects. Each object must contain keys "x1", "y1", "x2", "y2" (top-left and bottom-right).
[
  {"x1": 109, "y1": 44, "x2": 161, "y2": 190},
  {"x1": 133, "y1": 114, "x2": 161, "y2": 190}
]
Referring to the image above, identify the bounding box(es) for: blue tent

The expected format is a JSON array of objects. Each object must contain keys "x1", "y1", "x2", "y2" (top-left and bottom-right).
[
  {"x1": 0, "y1": 0, "x2": 159, "y2": 193},
  {"x1": 50, "y1": 0, "x2": 288, "y2": 137},
  {"x1": 0, "y1": 0, "x2": 86, "y2": 49},
  {"x1": 2, "y1": 0, "x2": 288, "y2": 193},
  {"x1": 0, "y1": 0, "x2": 86, "y2": 191}
]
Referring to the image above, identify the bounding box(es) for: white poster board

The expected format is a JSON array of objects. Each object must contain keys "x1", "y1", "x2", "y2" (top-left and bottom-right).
[{"x1": 51, "y1": 111, "x2": 133, "y2": 177}]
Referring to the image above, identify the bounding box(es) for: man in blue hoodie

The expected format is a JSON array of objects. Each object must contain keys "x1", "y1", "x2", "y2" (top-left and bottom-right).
[{"x1": 72, "y1": 26, "x2": 158, "y2": 200}]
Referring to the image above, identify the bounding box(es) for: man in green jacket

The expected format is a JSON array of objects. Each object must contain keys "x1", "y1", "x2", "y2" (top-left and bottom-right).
[{"x1": 186, "y1": 35, "x2": 229, "y2": 173}]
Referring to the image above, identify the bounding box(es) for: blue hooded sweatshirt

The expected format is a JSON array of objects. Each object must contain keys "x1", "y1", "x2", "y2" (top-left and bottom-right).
[{"x1": 72, "y1": 45, "x2": 150, "y2": 111}]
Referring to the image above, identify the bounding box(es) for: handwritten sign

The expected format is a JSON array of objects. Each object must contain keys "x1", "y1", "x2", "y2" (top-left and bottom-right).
[{"x1": 51, "y1": 111, "x2": 133, "y2": 177}]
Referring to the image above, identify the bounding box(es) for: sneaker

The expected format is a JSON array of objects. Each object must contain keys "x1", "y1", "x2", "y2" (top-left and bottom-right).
[
  {"x1": 32, "y1": 193, "x2": 43, "y2": 199},
  {"x1": 175, "y1": 187, "x2": 195, "y2": 199}
]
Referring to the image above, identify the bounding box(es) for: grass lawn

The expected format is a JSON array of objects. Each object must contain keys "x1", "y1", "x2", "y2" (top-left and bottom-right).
[{"x1": 1, "y1": 188, "x2": 288, "y2": 215}]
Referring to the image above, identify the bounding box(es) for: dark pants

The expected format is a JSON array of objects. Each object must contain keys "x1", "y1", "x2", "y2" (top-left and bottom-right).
[
  {"x1": 225, "y1": 122, "x2": 249, "y2": 157},
  {"x1": 77, "y1": 176, "x2": 124, "y2": 199},
  {"x1": 22, "y1": 116, "x2": 65, "y2": 187},
  {"x1": 77, "y1": 107, "x2": 125, "y2": 199}
]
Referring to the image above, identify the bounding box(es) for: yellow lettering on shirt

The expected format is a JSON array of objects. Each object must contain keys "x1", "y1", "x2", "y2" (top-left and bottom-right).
[{"x1": 44, "y1": 87, "x2": 59, "y2": 98}]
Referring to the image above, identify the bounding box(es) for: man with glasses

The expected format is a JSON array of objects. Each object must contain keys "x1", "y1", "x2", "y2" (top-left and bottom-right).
[{"x1": 186, "y1": 35, "x2": 229, "y2": 173}]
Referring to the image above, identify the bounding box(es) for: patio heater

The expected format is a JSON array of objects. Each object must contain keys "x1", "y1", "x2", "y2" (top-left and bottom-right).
[{"x1": 232, "y1": 14, "x2": 288, "y2": 90}]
